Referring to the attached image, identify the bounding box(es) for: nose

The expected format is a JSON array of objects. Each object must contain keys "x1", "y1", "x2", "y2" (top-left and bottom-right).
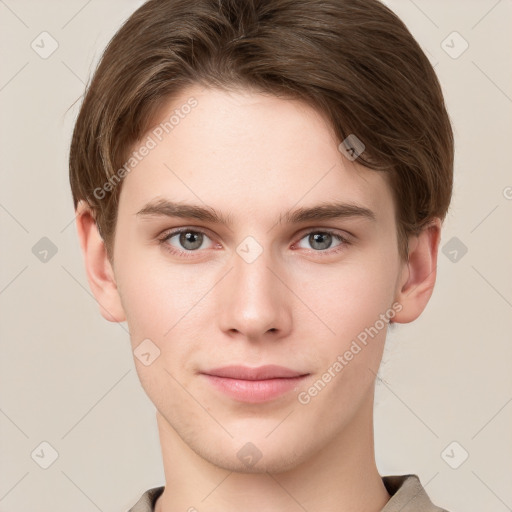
[{"x1": 217, "y1": 243, "x2": 292, "y2": 341}]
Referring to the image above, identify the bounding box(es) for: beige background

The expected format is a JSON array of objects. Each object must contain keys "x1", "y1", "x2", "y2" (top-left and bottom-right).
[{"x1": 1, "y1": 1, "x2": 511, "y2": 511}]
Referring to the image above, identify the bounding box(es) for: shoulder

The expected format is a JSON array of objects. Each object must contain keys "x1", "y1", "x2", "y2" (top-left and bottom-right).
[
  {"x1": 127, "y1": 486, "x2": 164, "y2": 512},
  {"x1": 381, "y1": 474, "x2": 451, "y2": 512}
]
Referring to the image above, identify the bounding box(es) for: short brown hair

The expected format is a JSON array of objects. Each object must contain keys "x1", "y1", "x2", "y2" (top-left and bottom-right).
[{"x1": 69, "y1": 0, "x2": 454, "y2": 262}]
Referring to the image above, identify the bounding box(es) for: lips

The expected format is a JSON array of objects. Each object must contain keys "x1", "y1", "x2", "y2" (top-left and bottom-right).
[
  {"x1": 201, "y1": 365, "x2": 308, "y2": 380},
  {"x1": 200, "y1": 365, "x2": 310, "y2": 403}
]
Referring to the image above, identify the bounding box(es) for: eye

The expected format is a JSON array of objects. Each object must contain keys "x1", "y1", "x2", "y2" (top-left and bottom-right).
[
  {"x1": 159, "y1": 228, "x2": 214, "y2": 256},
  {"x1": 158, "y1": 227, "x2": 351, "y2": 259},
  {"x1": 295, "y1": 230, "x2": 349, "y2": 253}
]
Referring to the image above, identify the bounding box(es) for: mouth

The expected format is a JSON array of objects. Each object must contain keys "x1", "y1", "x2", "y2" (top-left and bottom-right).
[{"x1": 200, "y1": 365, "x2": 310, "y2": 403}]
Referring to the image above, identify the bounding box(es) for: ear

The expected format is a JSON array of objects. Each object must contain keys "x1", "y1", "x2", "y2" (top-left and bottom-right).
[
  {"x1": 75, "y1": 200, "x2": 126, "y2": 323},
  {"x1": 392, "y1": 218, "x2": 441, "y2": 324}
]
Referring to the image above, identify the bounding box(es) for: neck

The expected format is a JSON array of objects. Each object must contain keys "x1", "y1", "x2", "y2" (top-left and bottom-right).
[{"x1": 154, "y1": 390, "x2": 390, "y2": 512}]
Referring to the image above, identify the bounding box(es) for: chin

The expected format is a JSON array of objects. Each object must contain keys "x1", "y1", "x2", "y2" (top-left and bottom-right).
[{"x1": 197, "y1": 437, "x2": 309, "y2": 475}]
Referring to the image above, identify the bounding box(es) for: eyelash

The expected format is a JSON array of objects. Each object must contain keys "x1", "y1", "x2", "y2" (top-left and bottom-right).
[{"x1": 157, "y1": 227, "x2": 351, "y2": 259}]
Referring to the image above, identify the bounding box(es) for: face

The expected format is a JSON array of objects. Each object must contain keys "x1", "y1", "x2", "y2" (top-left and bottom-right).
[{"x1": 111, "y1": 84, "x2": 406, "y2": 473}]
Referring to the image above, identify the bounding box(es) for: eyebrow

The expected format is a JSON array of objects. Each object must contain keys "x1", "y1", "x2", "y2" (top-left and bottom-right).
[{"x1": 136, "y1": 198, "x2": 376, "y2": 226}]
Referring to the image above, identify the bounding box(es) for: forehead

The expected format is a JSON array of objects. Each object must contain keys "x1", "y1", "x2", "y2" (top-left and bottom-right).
[{"x1": 118, "y1": 84, "x2": 395, "y2": 226}]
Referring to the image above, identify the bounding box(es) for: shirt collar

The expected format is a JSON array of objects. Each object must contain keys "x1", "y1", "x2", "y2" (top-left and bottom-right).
[{"x1": 128, "y1": 474, "x2": 446, "y2": 512}]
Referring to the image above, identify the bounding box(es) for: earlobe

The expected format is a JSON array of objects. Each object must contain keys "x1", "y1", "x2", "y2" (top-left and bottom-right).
[
  {"x1": 392, "y1": 218, "x2": 441, "y2": 324},
  {"x1": 75, "y1": 200, "x2": 126, "y2": 323}
]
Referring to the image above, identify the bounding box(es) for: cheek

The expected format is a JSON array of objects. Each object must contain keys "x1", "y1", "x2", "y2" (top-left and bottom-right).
[
  {"x1": 296, "y1": 266, "x2": 395, "y2": 410},
  {"x1": 114, "y1": 225, "x2": 187, "y2": 331},
  {"x1": 115, "y1": 261, "x2": 205, "y2": 399},
  {"x1": 118, "y1": 268, "x2": 194, "y2": 338},
  {"x1": 291, "y1": 256, "x2": 399, "y2": 406},
  {"x1": 114, "y1": 245, "x2": 217, "y2": 366},
  {"x1": 294, "y1": 256, "x2": 398, "y2": 341}
]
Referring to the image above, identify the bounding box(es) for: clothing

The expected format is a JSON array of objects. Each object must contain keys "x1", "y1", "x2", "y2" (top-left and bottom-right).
[{"x1": 127, "y1": 474, "x2": 450, "y2": 512}]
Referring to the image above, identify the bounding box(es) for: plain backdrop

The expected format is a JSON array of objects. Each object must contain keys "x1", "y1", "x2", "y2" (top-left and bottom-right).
[{"x1": 1, "y1": 1, "x2": 511, "y2": 511}]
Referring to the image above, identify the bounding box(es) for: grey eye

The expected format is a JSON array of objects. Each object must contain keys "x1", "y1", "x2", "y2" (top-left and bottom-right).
[
  {"x1": 165, "y1": 230, "x2": 212, "y2": 251},
  {"x1": 297, "y1": 232, "x2": 343, "y2": 251}
]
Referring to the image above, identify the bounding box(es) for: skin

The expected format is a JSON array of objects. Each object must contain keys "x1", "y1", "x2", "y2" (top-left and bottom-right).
[{"x1": 76, "y1": 84, "x2": 441, "y2": 512}]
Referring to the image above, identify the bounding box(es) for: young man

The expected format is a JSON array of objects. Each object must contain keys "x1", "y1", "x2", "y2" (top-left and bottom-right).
[{"x1": 69, "y1": 0, "x2": 454, "y2": 510}]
